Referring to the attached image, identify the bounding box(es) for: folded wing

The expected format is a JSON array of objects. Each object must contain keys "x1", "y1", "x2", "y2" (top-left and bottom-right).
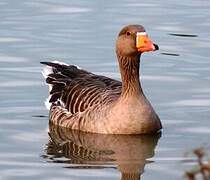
[{"x1": 41, "y1": 61, "x2": 121, "y2": 114}]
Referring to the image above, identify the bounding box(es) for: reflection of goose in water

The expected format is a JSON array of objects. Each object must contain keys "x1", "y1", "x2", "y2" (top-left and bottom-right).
[{"x1": 44, "y1": 123, "x2": 161, "y2": 180}]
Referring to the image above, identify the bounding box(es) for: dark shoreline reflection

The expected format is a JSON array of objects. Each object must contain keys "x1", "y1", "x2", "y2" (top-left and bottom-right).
[
  {"x1": 161, "y1": 52, "x2": 180, "y2": 56},
  {"x1": 43, "y1": 123, "x2": 161, "y2": 180},
  {"x1": 168, "y1": 33, "x2": 198, "y2": 37}
]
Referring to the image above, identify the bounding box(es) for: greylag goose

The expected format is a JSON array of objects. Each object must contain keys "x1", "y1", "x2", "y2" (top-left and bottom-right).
[{"x1": 41, "y1": 24, "x2": 162, "y2": 134}]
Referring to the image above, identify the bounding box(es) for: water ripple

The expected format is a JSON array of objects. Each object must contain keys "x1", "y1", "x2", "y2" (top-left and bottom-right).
[
  {"x1": 179, "y1": 127, "x2": 210, "y2": 134},
  {"x1": 0, "y1": 80, "x2": 42, "y2": 87},
  {"x1": 171, "y1": 99, "x2": 210, "y2": 106},
  {"x1": 143, "y1": 75, "x2": 190, "y2": 82},
  {"x1": 47, "y1": 7, "x2": 91, "y2": 14},
  {"x1": 0, "y1": 37, "x2": 26, "y2": 43},
  {"x1": 0, "y1": 55, "x2": 28, "y2": 63}
]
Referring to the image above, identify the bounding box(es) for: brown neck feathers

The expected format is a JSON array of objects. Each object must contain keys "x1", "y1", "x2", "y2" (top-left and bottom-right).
[{"x1": 117, "y1": 54, "x2": 143, "y2": 97}]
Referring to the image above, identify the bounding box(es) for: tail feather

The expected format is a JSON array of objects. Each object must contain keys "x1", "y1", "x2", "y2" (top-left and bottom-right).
[
  {"x1": 40, "y1": 61, "x2": 69, "y2": 69},
  {"x1": 41, "y1": 60, "x2": 88, "y2": 110},
  {"x1": 41, "y1": 61, "x2": 72, "y2": 110},
  {"x1": 50, "y1": 84, "x2": 64, "y2": 94},
  {"x1": 49, "y1": 92, "x2": 62, "y2": 103},
  {"x1": 48, "y1": 73, "x2": 68, "y2": 79},
  {"x1": 46, "y1": 76, "x2": 56, "y2": 84}
]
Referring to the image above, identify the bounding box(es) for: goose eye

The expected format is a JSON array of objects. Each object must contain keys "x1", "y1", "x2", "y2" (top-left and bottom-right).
[{"x1": 126, "y1": 31, "x2": 131, "y2": 36}]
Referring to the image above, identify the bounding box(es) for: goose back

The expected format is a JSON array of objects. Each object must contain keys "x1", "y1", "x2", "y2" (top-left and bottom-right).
[{"x1": 41, "y1": 61, "x2": 121, "y2": 115}]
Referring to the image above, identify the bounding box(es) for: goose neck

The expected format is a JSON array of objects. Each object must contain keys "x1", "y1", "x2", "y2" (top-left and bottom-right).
[{"x1": 117, "y1": 54, "x2": 143, "y2": 97}]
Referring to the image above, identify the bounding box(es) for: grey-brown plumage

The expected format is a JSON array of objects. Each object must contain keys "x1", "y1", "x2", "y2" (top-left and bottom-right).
[{"x1": 41, "y1": 24, "x2": 162, "y2": 134}]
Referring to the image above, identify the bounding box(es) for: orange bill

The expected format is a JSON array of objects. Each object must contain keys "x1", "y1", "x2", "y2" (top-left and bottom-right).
[{"x1": 136, "y1": 32, "x2": 158, "y2": 53}]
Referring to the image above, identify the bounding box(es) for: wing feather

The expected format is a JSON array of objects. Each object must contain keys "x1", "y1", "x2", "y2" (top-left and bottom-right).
[{"x1": 41, "y1": 61, "x2": 121, "y2": 114}]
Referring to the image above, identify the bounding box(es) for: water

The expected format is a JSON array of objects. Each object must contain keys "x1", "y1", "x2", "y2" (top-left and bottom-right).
[{"x1": 0, "y1": 0, "x2": 210, "y2": 179}]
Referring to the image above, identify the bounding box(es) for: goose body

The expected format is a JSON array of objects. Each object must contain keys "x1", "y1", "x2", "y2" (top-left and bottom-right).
[{"x1": 41, "y1": 25, "x2": 162, "y2": 134}]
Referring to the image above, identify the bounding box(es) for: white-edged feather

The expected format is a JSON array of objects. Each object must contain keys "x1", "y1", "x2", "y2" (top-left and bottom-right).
[
  {"x1": 42, "y1": 65, "x2": 53, "y2": 92},
  {"x1": 41, "y1": 65, "x2": 53, "y2": 79},
  {"x1": 42, "y1": 60, "x2": 81, "y2": 110},
  {"x1": 52, "y1": 60, "x2": 81, "y2": 70},
  {"x1": 52, "y1": 60, "x2": 69, "y2": 66},
  {"x1": 75, "y1": 65, "x2": 81, "y2": 70},
  {"x1": 41, "y1": 60, "x2": 70, "y2": 79},
  {"x1": 44, "y1": 97, "x2": 66, "y2": 110},
  {"x1": 57, "y1": 99, "x2": 65, "y2": 108}
]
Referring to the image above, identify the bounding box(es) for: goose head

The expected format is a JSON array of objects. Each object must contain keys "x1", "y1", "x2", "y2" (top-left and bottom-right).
[{"x1": 116, "y1": 24, "x2": 159, "y2": 57}]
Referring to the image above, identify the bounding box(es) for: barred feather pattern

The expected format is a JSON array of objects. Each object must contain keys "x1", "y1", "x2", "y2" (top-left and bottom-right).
[
  {"x1": 117, "y1": 55, "x2": 142, "y2": 97},
  {"x1": 41, "y1": 61, "x2": 122, "y2": 131}
]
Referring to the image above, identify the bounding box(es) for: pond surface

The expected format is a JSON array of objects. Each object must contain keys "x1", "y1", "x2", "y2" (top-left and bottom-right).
[{"x1": 0, "y1": 0, "x2": 210, "y2": 179}]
